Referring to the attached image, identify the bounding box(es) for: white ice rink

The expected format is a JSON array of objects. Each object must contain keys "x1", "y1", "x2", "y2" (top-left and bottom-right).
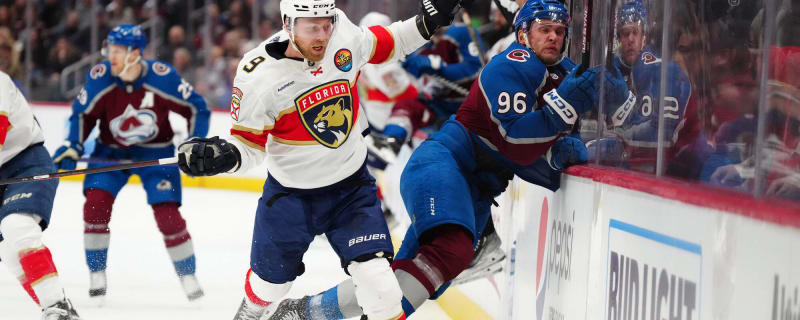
[{"x1": 0, "y1": 181, "x2": 451, "y2": 320}]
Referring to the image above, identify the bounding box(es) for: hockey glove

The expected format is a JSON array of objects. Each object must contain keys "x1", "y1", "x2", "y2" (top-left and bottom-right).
[
  {"x1": 52, "y1": 141, "x2": 84, "y2": 170},
  {"x1": 177, "y1": 136, "x2": 241, "y2": 176},
  {"x1": 416, "y1": 0, "x2": 461, "y2": 40},
  {"x1": 546, "y1": 135, "x2": 588, "y2": 171},
  {"x1": 403, "y1": 55, "x2": 444, "y2": 78},
  {"x1": 542, "y1": 65, "x2": 600, "y2": 130},
  {"x1": 598, "y1": 65, "x2": 636, "y2": 127}
]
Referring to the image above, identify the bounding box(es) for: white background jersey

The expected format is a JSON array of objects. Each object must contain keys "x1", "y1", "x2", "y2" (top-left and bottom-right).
[
  {"x1": 0, "y1": 72, "x2": 45, "y2": 166},
  {"x1": 226, "y1": 9, "x2": 426, "y2": 189}
]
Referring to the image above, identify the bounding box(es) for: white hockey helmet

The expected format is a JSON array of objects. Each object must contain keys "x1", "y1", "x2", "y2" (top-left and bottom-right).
[
  {"x1": 359, "y1": 12, "x2": 391, "y2": 27},
  {"x1": 281, "y1": 0, "x2": 337, "y2": 30}
]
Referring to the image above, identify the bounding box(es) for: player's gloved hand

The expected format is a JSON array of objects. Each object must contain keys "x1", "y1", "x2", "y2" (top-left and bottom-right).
[
  {"x1": 403, "y1": 55, "x2": 443, "y2": 78},
  {"x1": 52, "y1": 141, "x2": 84, "y2": 170},
  {"x1": 177, "y1": 136, "x2": 241, "y2": 176},
  {"x1": 542, "y1": 65, "x2": 600, "y2": 130},
  {"x1": 586, "y1": 137, "x2": 627, "y2": 166},
  {"x1": 416, "y1": 0, "x2": 461, "y2": 40},
  {"x1": 546, "y1": 135, "x2": 588, "y2": 171}
]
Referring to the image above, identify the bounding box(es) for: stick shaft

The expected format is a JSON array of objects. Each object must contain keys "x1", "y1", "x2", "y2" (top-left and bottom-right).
[
  {"x1": 0, "y1": 157, "x2": 178, "y2": 186},
  {"x1": 576, "y1": 0, "x2": 593, "y2": 75},
  {"x1": 461, "y1": 10, "x2": 488, "y2": 66}
]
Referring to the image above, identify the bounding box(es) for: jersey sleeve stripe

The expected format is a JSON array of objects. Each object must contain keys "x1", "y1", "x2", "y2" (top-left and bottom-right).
[
  {"x1": 232, "y1": 124, "x2": 267, "y2": 135},
  {"x1": 231, "y1": 128, "x2": 270, "y2": 152},
  {"x1": 367, "y1": 26, "x2": 396, "y2": 64},
  {"x1": 0, "y1": 112, "x2": 9, "y2": 147},
  {"x1": 272, "y1": 137, "x2": 319, "y2": 145}
]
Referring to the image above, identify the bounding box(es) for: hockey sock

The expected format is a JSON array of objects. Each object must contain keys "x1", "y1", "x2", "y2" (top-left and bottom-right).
[
  {"x1": 20, "y1": 247, "x2": 65, "y2": 308},
  {"x1": 0, "y1": 213, "x2": 65, "y2": 307},
  {"x1": 391, "y1": 224, "x2": 474, "y2": 315},
  {"x1": 152, "y1": 202, "x2": 195, "y2": 276},
  {"x1": 244, "y1": 268, "x2": 292, "y2": 308},
  {"x1": 84, "y1": 188, "x2": 113, "y2": 272}
]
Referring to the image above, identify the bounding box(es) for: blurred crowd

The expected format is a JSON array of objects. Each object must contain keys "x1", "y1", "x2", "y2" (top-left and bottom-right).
[{"x1": 0, "y1": 0, "x2": 287, "y2": 104}]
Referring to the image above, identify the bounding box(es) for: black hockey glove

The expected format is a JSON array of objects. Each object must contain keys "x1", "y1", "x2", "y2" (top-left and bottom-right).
[
  {"x1": 177, "y1": 136, "x2": 241, "y2": 176},
  {"x1": 416, "y1": 0, "x2": 462, "y2": 40}
]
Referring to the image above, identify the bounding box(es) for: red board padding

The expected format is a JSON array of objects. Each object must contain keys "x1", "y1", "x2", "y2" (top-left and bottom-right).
[{"x1": 565, "y1": 164, "x2": 800, "y2": 229}]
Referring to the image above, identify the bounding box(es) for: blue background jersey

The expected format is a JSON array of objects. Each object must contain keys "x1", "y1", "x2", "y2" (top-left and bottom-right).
[
  {"x1": 455, "y1": 41, "x2": 576, "y2": 187},
  {"x1": 608, "y1": 47, "x2": 693, "y2": 148},
  {"x1": 68, "y1": 59, "x2": 209, "y2": 150}
]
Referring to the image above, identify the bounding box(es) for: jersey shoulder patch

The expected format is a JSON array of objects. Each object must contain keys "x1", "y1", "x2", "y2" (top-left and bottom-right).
[
  {"x1": 89, "y1": 63, "x2": 109, "y2": 80},
  {"x1": 152, "y1": 61, "x2": 172, "y2": 76}
]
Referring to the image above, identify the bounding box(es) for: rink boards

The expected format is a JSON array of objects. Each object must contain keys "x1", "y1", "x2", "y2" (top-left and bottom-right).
[{"x1": 497, "y1": 164, "x2": 800, "y2": 320}]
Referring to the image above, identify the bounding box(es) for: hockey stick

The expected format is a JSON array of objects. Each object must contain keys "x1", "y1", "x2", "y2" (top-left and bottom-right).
[
  {"x1": 0, "y1": 157, "x2": 178, "y2": 186},
  {"x1": 427, "y1": 74, "x2": 471, "y2": 96},
  {"x1": 575, "y1": 0, "x2": 593, "y2": 75},
  {"x1": 461, "y1": 10, "x2": 488, "y2": 66}
]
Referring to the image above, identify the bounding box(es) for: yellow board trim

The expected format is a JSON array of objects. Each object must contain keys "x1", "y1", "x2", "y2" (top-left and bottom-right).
[
  {"x1": 437, "y1": 287, "x2": 494, "y2": 320},
  {"x1": 61, "y1": 174, "x2": 266, "y2": 192}
]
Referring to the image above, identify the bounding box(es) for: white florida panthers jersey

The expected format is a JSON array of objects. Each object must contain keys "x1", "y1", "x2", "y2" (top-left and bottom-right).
[
  {"x1": 227, "y1": 9, "x2": 427, "y2": 189},
  {"x1": 0, "y1": 72, "x2": 45, "y2": 166}
]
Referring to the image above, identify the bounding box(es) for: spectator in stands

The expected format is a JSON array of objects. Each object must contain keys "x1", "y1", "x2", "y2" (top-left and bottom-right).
[
  {"x1": 172, "y1": 47, "x2": 195, "y2": 84},
  {"x1": 158, "y1": 25, "x2": 188, "y2": 62}
]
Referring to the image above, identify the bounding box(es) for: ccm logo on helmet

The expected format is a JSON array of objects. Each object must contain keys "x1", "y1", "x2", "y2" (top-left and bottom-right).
[{"x1": 348, "y1": 233, "x2": 387, "y2": 247}]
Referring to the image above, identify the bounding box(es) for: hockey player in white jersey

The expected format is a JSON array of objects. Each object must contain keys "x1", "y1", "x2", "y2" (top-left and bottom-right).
[
  {"x1": 175, "y1": 0, "x2": 464, "y2": 319},
  {"x1": 0, "y1": 71, "x2": 81, "y2": 319}
]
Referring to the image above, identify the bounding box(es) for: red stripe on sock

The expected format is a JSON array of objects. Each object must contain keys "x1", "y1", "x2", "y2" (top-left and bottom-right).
[{"x1": 244, "y1": 269, "x2": 271, "y2": 307}]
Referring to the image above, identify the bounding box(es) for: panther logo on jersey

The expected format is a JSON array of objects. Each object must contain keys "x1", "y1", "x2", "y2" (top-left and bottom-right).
[
  {"x1": 295, "y1": 80, "x2": 354, "y2": 148},
  {"x1": 109, "y1": 104, "x2": 159, "y2": 146}
]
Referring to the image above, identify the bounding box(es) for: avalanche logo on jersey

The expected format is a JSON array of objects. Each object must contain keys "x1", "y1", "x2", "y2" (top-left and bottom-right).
[
  {"x1": 153, "y1": 62, "x2": 170, "y2": 75},
  {"x1": 109, "y1": 104, "x2": 159, "y2": 146},
  {"x1": 641, "y1": 52, "x2": 661, "y2": 65},
  {"x1": 295, "y1": 80, "x2": 354, "y2": 148},
  {"x1": 334, "y1": 49, "x2": 353, "y2": 72}
]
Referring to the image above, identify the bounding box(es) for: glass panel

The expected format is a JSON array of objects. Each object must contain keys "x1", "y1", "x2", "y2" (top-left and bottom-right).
[
  {"x1": 693, "y1": 0, "x2": 768, "y2": 195},
  {"x1": 757, "y1": 0, "x2": 800, "y2": 202},
  {"x1": 586, "y1": 0, "x2": 669, "y2": 174}
]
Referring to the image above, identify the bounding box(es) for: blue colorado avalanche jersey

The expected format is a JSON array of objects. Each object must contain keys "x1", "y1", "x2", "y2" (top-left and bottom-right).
[
  {"x1": 414, "y1": 25, "x2": 485, "y2": 104},
  {"x1": 455, "y1": 41, "x2": 577, "y2": 185},
  {"x1": 607, "y1": 47, "x2": 694, "y2": 149},
  {"x1": 69, "y1": 60, "x2": 209, "y2": 148}
]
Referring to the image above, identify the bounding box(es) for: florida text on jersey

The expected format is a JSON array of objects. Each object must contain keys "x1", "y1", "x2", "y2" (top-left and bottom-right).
[
  {"x1": 69, "y1": 60, "x2": 209, "y2": 148},
  {"x1": 227, "y1": 9, "x2": 427, "y2": 189}
]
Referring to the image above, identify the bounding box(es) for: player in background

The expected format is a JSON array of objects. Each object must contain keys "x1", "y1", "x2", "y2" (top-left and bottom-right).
[
  {"x1": 174, "y1": 0, "x2": 463, "y2": 319},
  {"x1": 587, "y1": 0, "x2": 701, "y2": 177},
  {"x1": 0, "y1": 71, "x2": 81, "y2": 319},
  {"x1": 51, "y1": 25, "x2": 210, "y2": 302},
  {"x1": 367, "y1": 21, "x2": 485, "y2": 163},
  {"x1": 266, "y1": 1, "x2": 621, "y2": 319}
]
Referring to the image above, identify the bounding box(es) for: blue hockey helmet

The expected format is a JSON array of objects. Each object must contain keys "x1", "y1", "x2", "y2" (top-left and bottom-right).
[
  {"x1": 106, "y1": 24, "x2": 148, "y2": 51},
  {"x1": 617, "y1": 0, "x2": 647, "y2": 33},
  {"x1": 513, "y1": 0, "x2": 570, "y2": 33}
]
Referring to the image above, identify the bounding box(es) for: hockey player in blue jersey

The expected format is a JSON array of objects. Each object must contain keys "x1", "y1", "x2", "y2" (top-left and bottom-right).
[
  {"x1": 367, "y1": 23, "x2": 485, "y2": 163},
  {"x1": 265, "y1": 1, "x2": 619, "y2": 319},
  {"x1": 51, "y1": 25, "x2": 210, "y2": 302},
  {"x1": 588, "y1": 0, "x2": 701, "y2": 175}
]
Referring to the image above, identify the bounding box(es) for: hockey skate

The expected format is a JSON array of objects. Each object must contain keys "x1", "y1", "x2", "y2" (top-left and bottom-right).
[
  {"x1": 42, "y1": 298, "x2": 81, "y2": 320},
  {"x1": 265, "y1": 296, "x2": 309, "y2": 320},
  {"x1": 180, "y1": 274, "x2": 205, "y2": 301},
  {"x1": 364, "y1": 133, "x2": 403, "y2": 166},
  {"x1": 451, "y1": 230, "x2": 505, "y2": 285},
  {"x1": 233, "y1": 298, "x2": 268, "y2": 320},
  {"x1": 88, "y1": 270, "x2": 107, "y2": 304}
]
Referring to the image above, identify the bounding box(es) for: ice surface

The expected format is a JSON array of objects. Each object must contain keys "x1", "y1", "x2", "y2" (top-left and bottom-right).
[{"x1": 0, "y1": 181, "x2": 449, "y2": 319}]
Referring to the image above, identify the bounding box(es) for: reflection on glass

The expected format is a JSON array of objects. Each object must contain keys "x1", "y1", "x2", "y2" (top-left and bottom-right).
[{"x1": 587, "y1": 0, "x2": 696, "y2": 177}]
